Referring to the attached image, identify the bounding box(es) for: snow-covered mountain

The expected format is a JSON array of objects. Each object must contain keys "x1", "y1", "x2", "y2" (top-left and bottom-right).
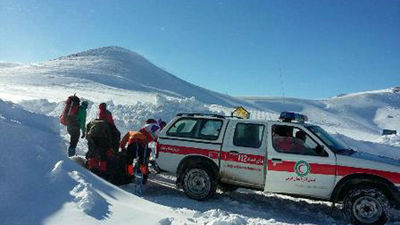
[
  {"x1": 1, "y1": 46, "x2": 400, "y2": 225},
  {"x1": 1, "y1": 46, "x2": 399, "y2": 156},
  {"x1": 244, "y1": 87, "x2": 400, "y2": 132},
  {"x1": 0, "y1": 46, "x2": 251, "y2": 107}
]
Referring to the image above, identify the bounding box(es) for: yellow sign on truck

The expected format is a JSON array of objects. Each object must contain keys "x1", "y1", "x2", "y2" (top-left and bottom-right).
[{"x1": 231, "y1": 106, "x2": 250, "y2": 119}]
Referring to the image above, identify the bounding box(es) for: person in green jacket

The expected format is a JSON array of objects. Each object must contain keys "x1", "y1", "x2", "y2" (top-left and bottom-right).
[{"x1": 67, "y1": 101, "x2": 88, "y2": 157}]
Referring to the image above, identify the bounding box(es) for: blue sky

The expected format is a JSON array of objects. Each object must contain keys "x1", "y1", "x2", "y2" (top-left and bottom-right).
[{"x1": 1, "y1": 0, "x2": 399, "y2": 99}]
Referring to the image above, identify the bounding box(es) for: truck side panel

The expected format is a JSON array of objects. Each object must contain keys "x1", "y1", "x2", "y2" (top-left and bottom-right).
[{"x1": 157, "y1": 138, "x2": 221, "y2": 173}]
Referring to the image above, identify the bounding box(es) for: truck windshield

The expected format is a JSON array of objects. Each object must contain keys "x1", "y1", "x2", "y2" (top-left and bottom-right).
[{"x1": 307, "y1": 125, "x2": 348, "y2": 152}]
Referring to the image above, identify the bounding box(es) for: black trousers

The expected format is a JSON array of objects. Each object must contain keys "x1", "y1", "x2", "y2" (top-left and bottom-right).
[
  {"x1": 126, "y1": 142, "x2": 150, "y2": 166},
  {"x1": 67, "y1": 125, "x2": 80, "y2": 149}
]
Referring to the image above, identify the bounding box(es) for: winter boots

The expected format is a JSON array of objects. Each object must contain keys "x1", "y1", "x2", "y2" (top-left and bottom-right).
[{"x1": 68, "y1": 146, "x2": 76, "y2": 157}]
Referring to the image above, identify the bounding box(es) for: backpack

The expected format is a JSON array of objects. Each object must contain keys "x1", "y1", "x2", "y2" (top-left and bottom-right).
[
  {"x1": 87, "y1": 119, "x2": 112, "y2": 139},
  {"x1": 60, "y1": 95, "x2": 80, "y2": 126}
]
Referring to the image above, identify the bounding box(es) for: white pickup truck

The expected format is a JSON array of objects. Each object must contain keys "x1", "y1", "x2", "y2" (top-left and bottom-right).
[{"x1": 155, "y1": 112, "x2": 400, "y2": 225}]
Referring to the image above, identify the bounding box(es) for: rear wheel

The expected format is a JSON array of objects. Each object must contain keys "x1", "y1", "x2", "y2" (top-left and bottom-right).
[
  {"x1": 182, "y1": 165, "x2": 217, "y2": 200},
  {"x1": 343, "y1": 187, "x2": 390, "y2": 225}
]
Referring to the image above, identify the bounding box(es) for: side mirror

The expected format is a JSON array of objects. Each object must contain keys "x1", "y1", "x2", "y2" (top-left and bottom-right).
[{"x1": 315, "y1": 145, "x2": 325, "y2": 154}]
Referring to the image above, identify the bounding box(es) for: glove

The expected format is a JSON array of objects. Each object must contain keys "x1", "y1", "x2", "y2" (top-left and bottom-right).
[{"x1": 81, "y1": 133, "x2": 85, "y2": 138}]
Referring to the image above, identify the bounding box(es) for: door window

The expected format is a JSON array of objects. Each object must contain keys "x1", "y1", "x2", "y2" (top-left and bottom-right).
[
  {"x1": 233, "y1": 123, "x2": 264, "y2": 148},
  {"x1": 199, "y1": 120, "x2": 223, "y2": 140},
  {"x1": 167, "y1": 118, "x2": 223, "y2": 140},
  {"x1": 167, "y1": 118, "x2": 198, "y2": 138},
  {"x1": 272, "y1": 125, "x2": 327, "y2": 156}
]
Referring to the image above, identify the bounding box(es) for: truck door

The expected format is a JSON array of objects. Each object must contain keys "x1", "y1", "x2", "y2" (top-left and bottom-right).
[
  {"x1": 156, "y1": 117, "x2": 226, "y2": 174},
  {"x1": 264, "y1": 123, "x2": 337, "y2": 199},
  {"x1": 220, "y1": 121, "x2": 267, "y2": 189}
]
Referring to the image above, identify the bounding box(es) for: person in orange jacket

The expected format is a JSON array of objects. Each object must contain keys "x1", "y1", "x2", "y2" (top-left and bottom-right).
[{"x1": 120, "y1": 120, "x2": 161, "y2": 184}]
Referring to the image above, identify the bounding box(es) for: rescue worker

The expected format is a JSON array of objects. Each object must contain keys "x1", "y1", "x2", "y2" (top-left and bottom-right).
[
  {"x1": 98, "y1": 103, "x2": 121, "y2": 153},
  {"x1": 272, "y1": 125, "x2": 295, "y2": 153},
  {"x1": 294, "y1": 130, "x2": 307, "y2": 154},
  {"x1": 273, "y1": 126, "x2": 307, "y2": 154},
  {"x1": 67, "y1": 101, "x2": 88, "y2": 157},
  {"x1": 99, "y1": 103, "x2": 114, "y2": 125},
  {"x1": 157, "y1": 119, "x2": 167, "y2": 130},
  {"x1": 120, "y1": 121, "x2": 161, "y2": 184},
  {"x1": 85, "y1": 118, "x2": 113, "y2": 178},
  {"x1": 150, "y1": 119, "x2": 166, "y2": 173}
]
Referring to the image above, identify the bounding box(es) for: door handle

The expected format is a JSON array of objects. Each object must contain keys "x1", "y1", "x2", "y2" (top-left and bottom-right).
[
  {"x1": 229, "y1": 151, "x2": 239, "y2": 154},
  {"x1": 271, "y1": 158, "x2": 282, "y2": 164}
]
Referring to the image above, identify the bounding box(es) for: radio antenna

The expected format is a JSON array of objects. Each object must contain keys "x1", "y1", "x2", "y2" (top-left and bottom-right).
[{"x1": 279, "y1": 65, "x2": 286, "y2": 105}]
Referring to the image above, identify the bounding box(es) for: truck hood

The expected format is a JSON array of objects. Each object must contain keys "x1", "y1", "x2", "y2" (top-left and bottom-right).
[{"x1": 339, "y1": 151, "x2": 400, "y2": 167}]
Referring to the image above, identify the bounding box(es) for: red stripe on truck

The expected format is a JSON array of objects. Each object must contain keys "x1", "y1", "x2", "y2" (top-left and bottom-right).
[
  {"x1": 267, "y1": 160, "x2": 400, "y2": 184},
  {"x1": 158, "y1": 144, "x2": 220, "y2": 159},
  {"x1": 266, "y1": 160, "x2": 337, "y2": 175},
  {"x1": 266, "y1": 160, "x2": 336, "y2": 175},
  {"x1": 337, "y1": 166, "x2": 400, "y2": 184},
  {"x1": 159, "y1": 144, "x2": 400, "y2": 184},
  {"x1": 158, "y1": 144, "x2": 264, "y2": 165}
]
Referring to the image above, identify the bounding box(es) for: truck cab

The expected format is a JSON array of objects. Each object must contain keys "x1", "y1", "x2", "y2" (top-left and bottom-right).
[{"x1": 155, "y1": 112, "x2": 400, "y2": 225}]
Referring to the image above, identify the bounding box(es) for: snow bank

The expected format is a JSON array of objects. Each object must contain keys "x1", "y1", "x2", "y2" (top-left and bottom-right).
[
  {"x1": 0, "y1": 99, "x2": 68, "y2": 224},
  {"x1": 19, "y1": 95, "x2": 223, "y2": 156},
  {"x1": 0, "y1": 99, "x2": 180, "y2": 225}
]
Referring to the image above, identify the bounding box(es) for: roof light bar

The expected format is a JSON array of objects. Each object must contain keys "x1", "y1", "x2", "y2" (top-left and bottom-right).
[{"x1": 279, "y1": 112, "x2": 308, "y2": 123}]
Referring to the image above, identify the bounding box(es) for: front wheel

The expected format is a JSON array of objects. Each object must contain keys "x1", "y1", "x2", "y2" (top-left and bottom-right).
[
  {"x1": 182, "y1": 166, "x2": 217, "y2": 200},
  {"x1": 343, "y1": 187, "x2": 390, "y2": 225}
]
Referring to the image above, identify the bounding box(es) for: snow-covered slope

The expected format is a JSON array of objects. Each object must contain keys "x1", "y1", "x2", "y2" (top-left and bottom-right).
[
  {"x1": 0, "y1": 100, "x2": 162, "y2": 225},
  {"x1": 0, "y1": 46, "x2": 251, "y2": 107},
  {"x1": 0, "y1": 100, "x2": 234, "y2": 225},
  {"x1": 242, "y1": 87, "x2": 400, "y2": 147}
]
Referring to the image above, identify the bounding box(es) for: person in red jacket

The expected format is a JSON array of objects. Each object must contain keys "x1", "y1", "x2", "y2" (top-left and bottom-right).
[
  {"x1": 98, "y1": 103, "x2": 120, "y2": 153},
  {"x1": 99, "y1": 103, "x2": 114, "y2": 125}
]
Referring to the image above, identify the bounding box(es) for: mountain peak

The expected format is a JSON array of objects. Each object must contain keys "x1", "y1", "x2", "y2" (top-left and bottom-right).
[{"x1": 57, "y1": 46, "x2": 148, "y2": 63}]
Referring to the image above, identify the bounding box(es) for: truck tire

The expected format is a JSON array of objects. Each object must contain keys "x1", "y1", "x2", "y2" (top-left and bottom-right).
[
  {"x1": 182, "y1": 165, "x2": 217, "y2": 200},
  {"x1": 343, "y1": 186, "x2": 390, "y2": 225}
]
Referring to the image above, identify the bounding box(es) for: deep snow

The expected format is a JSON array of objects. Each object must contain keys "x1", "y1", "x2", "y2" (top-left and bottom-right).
[
  {"x1": 0, "y1": 100, "x2": 186, "y2": 225},
  {"x1": 1, "y1": 46, "x2": 399, "y2": 225}
]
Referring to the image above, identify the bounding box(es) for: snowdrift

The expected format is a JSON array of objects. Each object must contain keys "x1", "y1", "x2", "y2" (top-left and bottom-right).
[{"x1": 0, "y1": 100, "x2": 182, "y2": 225}]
